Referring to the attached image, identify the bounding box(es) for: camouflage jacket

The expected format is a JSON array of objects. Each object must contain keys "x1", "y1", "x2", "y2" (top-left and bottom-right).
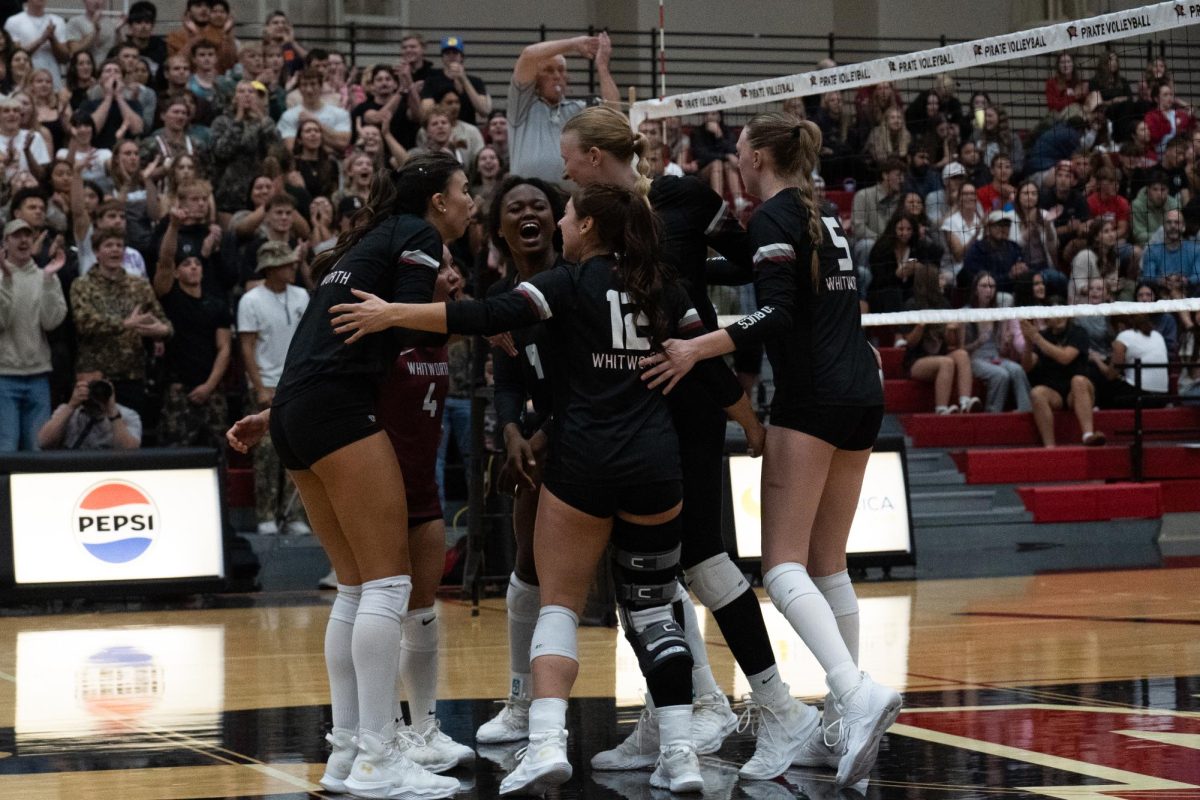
[{"x1": 70, "y1": 268, "x2": 172, "y2": 380}]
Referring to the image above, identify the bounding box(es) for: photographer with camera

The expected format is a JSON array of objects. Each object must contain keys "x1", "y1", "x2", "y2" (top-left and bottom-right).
[{"x1": 37, "y1": 371, "x2": 142, "y2": 449}]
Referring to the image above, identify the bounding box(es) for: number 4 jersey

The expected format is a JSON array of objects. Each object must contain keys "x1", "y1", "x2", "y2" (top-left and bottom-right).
[
  {"x1": 377, "y1": 345, "x2": 450, "y2": 522},
  {"x1": 445, "y1": 256, "x2": 743, "y2": 487},
  {"x1": 725, "y1": 190, "x2": 884, "y2": 409}
]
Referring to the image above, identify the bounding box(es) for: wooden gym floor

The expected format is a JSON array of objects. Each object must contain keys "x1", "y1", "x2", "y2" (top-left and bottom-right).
[{"x1": 1, "y1": 566, "x2": 1198, "y2": 799}]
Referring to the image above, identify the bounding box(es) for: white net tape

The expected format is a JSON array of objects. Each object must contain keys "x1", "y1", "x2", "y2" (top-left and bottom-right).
[
  {"x1": 717, "y1": 297, "x2": 1200, "y2": 330},
  {"x1": 629, "y1": 1, "x2": 1200, "y2": 128}
]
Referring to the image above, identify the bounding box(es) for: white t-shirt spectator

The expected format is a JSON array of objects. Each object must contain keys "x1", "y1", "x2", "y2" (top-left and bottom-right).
[
  {"x1": 57, "y1": 146, "x2": 112, "y2": 186},
  {"x1": 1116, "y1": 328, "x2": 1168, "y2": 393},
  {"x1": 941, "y1": 211, "x2": 983, "y2": 277},
  {"x1": 276, "y1": 103, "x2": 351, "y2": 142},
  {"x1": 5, "y1": 10, "x2": 67, "y2": 90},
  {"x1": 64, "y1": 12, "x2": 121, "y2": 65},
  {"x1": 0, "y1": 130, "x2": 50, "y2": 179},
  {"x1": 237, "y1": 284, "x2": 310, "y2": 388}
]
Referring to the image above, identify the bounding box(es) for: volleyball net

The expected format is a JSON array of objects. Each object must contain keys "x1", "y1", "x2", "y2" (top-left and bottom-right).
[
  {"x1": 637, "y1": 3, "x2": 1200, "y2": 332},
  {"x1": 631, "y1": 2, "x2": 1200, "y2": 135}
]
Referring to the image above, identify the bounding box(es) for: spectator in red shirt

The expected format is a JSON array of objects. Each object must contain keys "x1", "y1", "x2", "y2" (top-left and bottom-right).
[
  {"x1": 1086, "y1": 167, "x2": 1130, "y2": 242},
  {"x1": 976, "y1": 151, "x2": 1015, "y2": 213},
  {"x1": 1143, "y1": 82, "x2": 1193, "y2": 159},
  {"x1": 1045, "y1": 52, "x2": 1088, "y2": 117}
]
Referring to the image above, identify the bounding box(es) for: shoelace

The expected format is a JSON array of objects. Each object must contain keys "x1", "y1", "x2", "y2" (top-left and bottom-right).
[
  {"x1": 735, "y1": 696, "x2": 778, "y2": 741},
  {"x1": 390, "y1": 727, "x2": 428, "y2": 752},
  {"x1": 513, "y1": 730, "x2": 566, "y2": 764},
  {"x1": 419, "y1": 718, "x2": 447, "y2": 744},
  {"x1": 822, "y1": 716, "x2": 845, "y2": 749},
  {"x1": 693, "y1": 692, "x2": 729, "y2": 718}
]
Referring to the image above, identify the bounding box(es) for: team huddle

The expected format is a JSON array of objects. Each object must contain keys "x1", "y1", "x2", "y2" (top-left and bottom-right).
[{"x1": 227, "y1": 102, "x2": 901, "y2": 798}]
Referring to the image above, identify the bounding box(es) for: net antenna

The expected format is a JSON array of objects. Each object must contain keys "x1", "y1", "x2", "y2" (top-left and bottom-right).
[{"x1": 629, "y1": 1, "x2": 1200, "y2": 130}]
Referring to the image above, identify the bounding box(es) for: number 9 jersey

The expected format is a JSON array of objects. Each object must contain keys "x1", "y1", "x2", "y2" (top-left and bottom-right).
[{"x1": 725, "y1": 190, "x2": 884, "y2": 411}]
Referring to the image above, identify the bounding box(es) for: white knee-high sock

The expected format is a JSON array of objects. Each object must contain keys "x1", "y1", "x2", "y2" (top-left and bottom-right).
[
  {"x1": 763, "y1": 563, "x2": 859, "y2": 699},
  {"x1": 506, "y1": 573, "x2": 540, "y2": 699},
  {"x1": 352, "y1": 576, "x2": 411, "y2": 735},
  {"x1": 674, "y1": 583, "x2": 720, "y2": 697},
  {"x1": 326, "y1": 584, "x2": 361, "y2": 731},
  {"x1": 812, "y1": 570, "x2": 860, "y2": 666},
  {"x1": 398, "y1": 606, "x2": 439, "y2": 733}
]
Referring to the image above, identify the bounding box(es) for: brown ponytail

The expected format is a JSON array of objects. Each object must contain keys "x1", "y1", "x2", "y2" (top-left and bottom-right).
[
  {"x1": 744, "y1": 111, "x2": 825, "y2": 289},
  {"x1": 572, "y1": 183, "x2": 672, "y2": 344},
  {"x1": 310, "y1": 153, "x2": 463, "y2": 284}
]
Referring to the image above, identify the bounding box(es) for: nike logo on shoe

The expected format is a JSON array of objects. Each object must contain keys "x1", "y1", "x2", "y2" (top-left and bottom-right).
[{"x1": 421, "y1": 616, "x2": 435, "y2": 626}]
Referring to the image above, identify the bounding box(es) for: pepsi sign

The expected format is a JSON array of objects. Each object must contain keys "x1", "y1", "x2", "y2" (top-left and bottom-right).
[
  {"x1": 72, "y1": 481, "x2": 160, "y2": 564},
  {"x1": 9, "y1": 467, "x2": 224, "y2": 584}
]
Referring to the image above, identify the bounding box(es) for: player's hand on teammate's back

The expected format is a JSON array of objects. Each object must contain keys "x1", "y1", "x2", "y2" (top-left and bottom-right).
[{"x1": 640, "y1": 338, "x2": 700, "y2": 394}]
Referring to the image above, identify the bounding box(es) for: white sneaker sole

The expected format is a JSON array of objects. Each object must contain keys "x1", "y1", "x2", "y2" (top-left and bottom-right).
[
  {"x1": 319, "y1": 772, "x2": 348, "y2": 793},
  {"x1": 650, "y1": 770, "x2": 704, "y2": 793},
  {"x1": 792, "y1": 749, "x2": 840, "y2": 769},
  {"x1": 590, "y1": 751, "x2": 657, "y2": 771},
  {"x1": 342, "y1": 776, "x2": 459, "y2": 800},
  {"x1": 476, "y1": 726, "x2": 529, "y2": 745},
  {"x1": 836, "y1": 697, "x2": 902, "y2": 787},
  {"x1": 499, "y1": 761, "x2": 572, "y2": 796}
]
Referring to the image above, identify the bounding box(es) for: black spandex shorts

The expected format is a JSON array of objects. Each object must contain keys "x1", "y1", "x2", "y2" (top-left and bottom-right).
[
  {"x1": 543, "y1": 477, "x2": 683, "y2": 519},
  {"x1": 770, "y1": 404, "x2": 884, "y2": 451},
  {"x1": 270, "y1": 380, "x2": 381, "y2": 471}
]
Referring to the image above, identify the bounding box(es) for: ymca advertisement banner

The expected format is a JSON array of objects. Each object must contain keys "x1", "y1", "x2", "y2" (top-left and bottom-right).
[
  {"x1": 630, "y1": 2, "x2": 1200, "y2": 126},
  {"x1": 728, "y1": 450, "x2": 912, "y2": 560},
  {"x1": 9, "y1": 468, "x2": 225, "y2": 584}
]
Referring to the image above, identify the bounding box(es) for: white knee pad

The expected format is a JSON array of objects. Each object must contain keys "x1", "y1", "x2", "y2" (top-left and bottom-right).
[
  {"x1": 402, "y1": 606, "x2": 439, "y2": 652},
  {"x1": 684, "y1": 553, "x2": 749, "y2": 612},
  {"x1": 811, "y1": 571, "x2": 858, "y2": 618},
  {"x1": 507, "y1": 573, "x2": 541, "y2": 624},
  {"x1": 329, "y1": 584, "x2": 361, "y2": 625},
  {"x1": 529, "y1": 605, "x2": 579, "y2": 662},
  {"x1": 763, "y1": 562, "x2": 819, "y2": 618},
  {"x1": 356, "y1": 576, "x2": 412, "y2": 624}
]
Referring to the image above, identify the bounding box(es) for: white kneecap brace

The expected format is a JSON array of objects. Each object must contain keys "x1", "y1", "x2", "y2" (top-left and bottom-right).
[
  {"x1": 529, "y1": 605, "x2": 579, "y2": 662},
  {"x1": 684, "y1": 553, "x2": 749, "y2": 612}
]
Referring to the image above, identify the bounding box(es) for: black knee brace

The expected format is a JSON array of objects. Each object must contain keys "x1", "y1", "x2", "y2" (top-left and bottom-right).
[{"x1": 611, "y1": 515, "x2": 692, "y2": 682}]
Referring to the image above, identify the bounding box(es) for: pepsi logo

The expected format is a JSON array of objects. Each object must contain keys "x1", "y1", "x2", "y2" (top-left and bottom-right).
[{"x1": 72, "y1": 481, "x2": 159, "y2": 564}]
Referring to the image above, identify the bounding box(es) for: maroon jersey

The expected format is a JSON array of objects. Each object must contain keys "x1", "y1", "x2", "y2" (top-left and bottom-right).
[{"x1": 378, "y1": 345, "x2": 450, "y2": 522}]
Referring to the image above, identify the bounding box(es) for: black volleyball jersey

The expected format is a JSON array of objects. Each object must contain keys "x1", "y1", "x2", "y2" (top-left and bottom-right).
[
  {"x1": 274, "y1": 215, "x2": 442, "y2": 404},
  {"x1": 650, "y1": 175, "x2": 753, "y2": 330},
  {"x1": 445, "y1": 256, "x2": 742, "y2": 486},
  {"x1": 488, "y1": 260, "x2": 565, "y2": 434},
  {"x1": 726, "y1": 190, "x2": 883, "y2": 407}
]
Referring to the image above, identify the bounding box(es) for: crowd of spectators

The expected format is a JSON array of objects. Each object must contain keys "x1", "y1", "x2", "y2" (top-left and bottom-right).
[
  {"x1": 0, "y1": 0, "x2": 626, "y2": 536},
  {"x1": 762, "y1": 51, "x2": 1199, "y2": 442},
  {"x1": 0, "y1": 0, "x2": 1196, "y2": 491}
]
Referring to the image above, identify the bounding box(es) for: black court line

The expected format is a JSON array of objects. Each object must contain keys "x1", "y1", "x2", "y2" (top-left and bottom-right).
[{"x1": 957, "y1": 611, "x2": 1200, "y2": 626}]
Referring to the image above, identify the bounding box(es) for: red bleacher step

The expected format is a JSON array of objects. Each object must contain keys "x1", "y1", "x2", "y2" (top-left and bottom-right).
[
  {"x1": 950, "y1": 445, "x2": 1200, "y2": 484},
  {"x1": 885, "y1": 379, "x2": 933, "y2": 413},
  {"x1": 1162, "y1": 479, "x2": 1200, "y2": 513},
  {"x1": 1016, "y1": 482, "x2": 1162, "y2": 523},
  {"x1": 903, "y1": 407, "x2": 1200, "y2": 448}
]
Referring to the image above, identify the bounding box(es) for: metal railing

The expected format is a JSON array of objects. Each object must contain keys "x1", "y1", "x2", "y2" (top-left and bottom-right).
[{"x1": 1115, "y1": 358, "x2": 1200, "y2": 482}]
